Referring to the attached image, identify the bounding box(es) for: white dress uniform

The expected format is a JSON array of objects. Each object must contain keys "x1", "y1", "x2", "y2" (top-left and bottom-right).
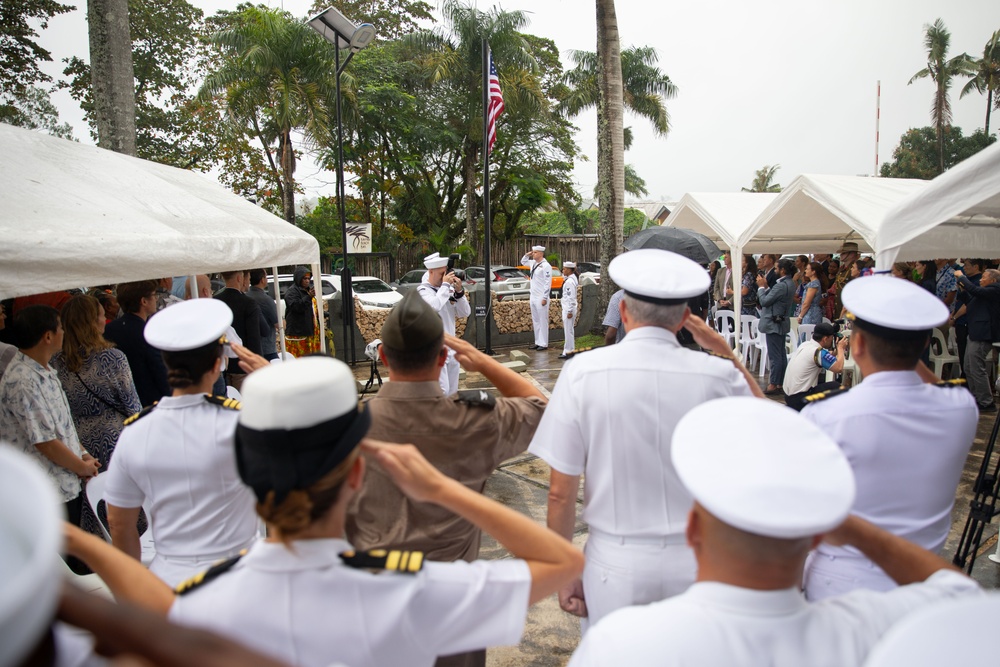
[
  {"x1": 561, "y1": 268, "x2": 579, "y2": 355},
  {"x1": 529, "y1": 250, "x2": 753, "y2": 629},
  {"x1": 569, "y1": 571, "x2": 980, "y2": 667},
  {"x1": 801, "y1": 371, "x2": 977, "y2": 599},
  {"x1": 521, "y1": 249, "x2": 552, "y2": 348},
  {"x1": 801, "y1": 276, "x2": 979, "y2": 601},
  {"x1": 416, "y1": 281, "x2": 470, "y2": 396},
  {"x1": 569, "y1": 396, "x2": 983, "y2": 667},
  {"x1": 169, "y1": 538, "x2": 531, "y2": 667},
  {"x1": 104, "y1": 394, "x2": 258, "y2": 587}
]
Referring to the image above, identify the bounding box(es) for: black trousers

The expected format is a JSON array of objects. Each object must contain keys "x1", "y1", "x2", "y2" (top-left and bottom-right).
[
  {"x1": 956, "y1": 322, "x2": 969, "y2": 377},
  {"x1": 63, "y1": 492, "x2": 92, "y2": 575}
]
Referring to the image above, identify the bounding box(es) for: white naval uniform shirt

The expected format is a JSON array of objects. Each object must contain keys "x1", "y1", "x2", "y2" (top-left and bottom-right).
[
  {"x1": 561, "y1": 274, "x2": 578, "y2": 317},
  {"x1": 169, "y1": 538, "x2": 531, "y2": 667},
  {"x1": 529, "y1": 327, "x2": 752, "y2": 538},
  {"x1": 520, "y1": 255, "x2": 552, "y2": 302},
  {"x1": 416, "y1": 281, "x2": 471, "y2": 336},
  {"x1": 802, "y1": 371, "x2": 978, "y2": 564},
  {"x1": 568, "y1": 570, "x2": 980, "y2": 667},
  {"x1": 104, "y1": 394, "x2": 258, "y2": 584}
]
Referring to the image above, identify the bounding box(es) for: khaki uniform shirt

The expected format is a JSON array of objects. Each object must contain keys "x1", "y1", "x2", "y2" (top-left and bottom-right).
[{"x1": 346, "y1": 380, "x2": 546, "y2": 562}]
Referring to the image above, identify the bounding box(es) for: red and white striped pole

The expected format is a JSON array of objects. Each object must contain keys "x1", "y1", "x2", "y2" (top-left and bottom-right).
[{"x1": 874, "y1": 80, "x2": 881, "y2": 177}]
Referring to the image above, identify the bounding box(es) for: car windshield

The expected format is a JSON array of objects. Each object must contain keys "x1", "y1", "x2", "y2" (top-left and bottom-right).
[
  {"x1": 320, "y1": 280, "x2": 336, "y2": 296},
  {"x1": 353, "y1": 279, "x2": 393, "y2": 294},
  {"x1": 497, "y1": 268, "x2": 524, "y2": 280},
  {"x1": 401, "y1": 271, "x2": 423, "y2": 283}
]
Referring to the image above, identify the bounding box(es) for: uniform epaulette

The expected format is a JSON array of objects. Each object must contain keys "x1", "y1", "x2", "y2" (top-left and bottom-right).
[
  {"x1": 935, "y1": 378, "x2": 966, "y2": 388},
  {"x1": 564, "y1": 346, "x2": 594, "y2": 359},
  {"x1": 455, "y1": 389, "x2": 496, "y2": 408},
  {"x1": 205, "y1": 394, "x2": 242, "y2": 410},
  {"x1": 804, "y1": 386, "x2": 849, "y2": 404},
  {"x1": 174, "y1": 551, "x2": 246, "y2": 595},
  {"x1": 123, "y1": 402, "x2": 157, "y2": 426},
  {"x1": 339, "y1": 548, "x2": 424, "y2": 573},
  {"x1": 703, "y1": 350, "x2": 737, "y2": 362}
]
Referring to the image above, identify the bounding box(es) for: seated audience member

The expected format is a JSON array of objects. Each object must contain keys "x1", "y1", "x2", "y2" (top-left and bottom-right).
[
  {"x1": 104, "y1": 280, "x2": 169, "y2": 406},
  {"x1": 0, "y1": 305, "x2": 100, "y2": 572},
  {"x1": 801, "y1": 277, "x2": 978, "y2": 600},
  {"x1": 568, "y1": 397, "x2": 981, "y2": 666},
  {"x1": 103, "y1": 298, "x2": 258, "y2": 587},
  {"x1": 67, "y1": 355, "x2": 584, "y2": 667},
  {"x1": 782, "y1": 322, "x2": 848, "y2": 411}
]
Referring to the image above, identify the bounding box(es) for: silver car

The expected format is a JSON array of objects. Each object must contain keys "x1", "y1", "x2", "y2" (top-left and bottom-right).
[
  {"x1": 390, "y1": 269, "x2": 426, "y2": 296},
  {"x1": 465, "y1": 265, "x2": 530, "y2": 300}
]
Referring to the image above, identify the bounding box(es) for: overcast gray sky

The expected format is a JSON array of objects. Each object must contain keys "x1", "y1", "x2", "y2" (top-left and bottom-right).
[{"x1": 38, "y1": 0, "x2": 1000, "y2": 202}]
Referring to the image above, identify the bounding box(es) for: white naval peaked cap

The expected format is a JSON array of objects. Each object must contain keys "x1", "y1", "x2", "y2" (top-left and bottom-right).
[
  {"x1": 563, "y1": 261, "x2": 576, "y2": 269},
  {"x1": 609, "y1": 248, "x2": 710, "y2": 304},
  {"x1": 672, "y1": 397, "x2": 855, "y2": 539},
  {"x1": 0, "y1": 446, "x2": 64, "y2": 666},
  {"x1": 842, "y1": 274, "x2": 948, "y2": 337},
  {"x1": 423, "y1": 252, "x2": 449, "y2": 269},
  {"x1": 863, "y1": 593, "x2": 999, "y2": 666},
  {"x1": 144, "y1": 297, "x2": 233, "y2": 351},
  {"x1": 239, "y1": 355, "x2": 358, "y2": 431},
  {"x1": 531, "y1": 245, "x2": 545, "y2": 252}
]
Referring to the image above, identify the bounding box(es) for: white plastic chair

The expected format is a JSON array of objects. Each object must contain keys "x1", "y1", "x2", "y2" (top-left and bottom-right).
[
  {"x1": 714, "y1": 310, "x2": 737, "y2": 349},
  {"x1": 61, "y1": 559, "x2": 112, "y2": 599},
  {"x1": 739, "y1": 316, "x2": 761, "y2": 371},
  {"x1": 797, "y1": 324, "x2": 816, "y2": 346},
  {"x1": 84, "y1": 474, "x2": 112, "y2": 542},
  {"x1": 929, "y1": 328, "x2": 961, "y2": 379},
  {"x1": 225, "y1": 385, "x2": 242, "y2": 401}
]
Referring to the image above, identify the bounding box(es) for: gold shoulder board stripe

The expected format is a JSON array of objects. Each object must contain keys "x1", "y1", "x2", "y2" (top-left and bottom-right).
[
  {"x1": 174, "y1": 551, "x2": 247, "y2": 596},
  {"x1": 339, "y1": 549, "x2": 424, "y2": 573},
  {"x1": 205, "y1": 394, "x2": 242, "y2": 410},
  {"x1": 804, "y1": 386, "x2": 848, "y2": 403},
  {"x1": 123, "y1": 402, "x2": 158, "y2": 426},
  {"x1": 935, "y1": 379, "x2": 966, "y2": 388}
]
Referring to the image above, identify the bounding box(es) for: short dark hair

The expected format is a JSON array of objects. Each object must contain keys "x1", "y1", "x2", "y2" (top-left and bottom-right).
[
  {"x1": 379, "y1": 334, "x2": 444, "y2": 374},
  {"x1": 965, "y1": 259, "x2": 987, "y2": 272},
  {"x1": 777, "y1": 259, "x2": 796, "y2": 276},
  {"x1": 116, "y1": 280, "x2": 158, "y2": 314},
  {"x1": 858, "y1": 328, "x2": 927, "y2": 369},
  {"x1": 13, "y1": 305, "x2": 60, "y2": 349},
  {"x1": 249, "y1": 269, "x2": 267, "y2": 286},
  {"x1": 220, "y1": 270, "x2": 242, "y2": 281}
]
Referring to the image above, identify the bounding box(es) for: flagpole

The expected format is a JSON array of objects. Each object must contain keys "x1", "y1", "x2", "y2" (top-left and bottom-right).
[{"x1": 481, "y1": 38, "x2": 495, "y2": 355}]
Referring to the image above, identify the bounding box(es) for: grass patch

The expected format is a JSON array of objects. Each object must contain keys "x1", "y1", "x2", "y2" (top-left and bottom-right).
[{"x1": 574, "y1": 333, "x2": 605, "y2": 349}]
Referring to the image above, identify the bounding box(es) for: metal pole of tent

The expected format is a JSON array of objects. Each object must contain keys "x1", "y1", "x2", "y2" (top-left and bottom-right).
[
  {"x1": 314, "y1": 262, "x2": 326, "y2": 353},
  {"x1": 732, "y1": 247, "x2": 743, "y2": 362},
  {"x1": 271, "y1": 266, "x2": 287, "y2": 360},
  {"x1": 187, "y1": 275, "x2": 197, "y2": 299}
]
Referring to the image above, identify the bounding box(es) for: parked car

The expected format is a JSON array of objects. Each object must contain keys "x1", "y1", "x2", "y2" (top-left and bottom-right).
[
  {"x1": 465, "y1": 265, "x2": 530, "y2": 300},
  {"x1": 349, "y1": 276, "x2": 404, "y2": 309},
  {"x1": 267, "y1": 274, "x2": 339, "y2": 303},
  {"x1": 390, "y1": 269, "x2": 426, "y2": 296}
]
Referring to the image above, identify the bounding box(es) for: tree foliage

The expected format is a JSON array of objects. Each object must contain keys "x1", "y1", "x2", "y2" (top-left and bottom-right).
[
  {"x1": 307, "y1": 0, "x2": 434, "y2": 41},
  {"x1": 741, "y1": 164, "x2": 782, "y2": 192},
  {"x1": 879, "y1": 126, "x2": 995, "y2": 179},
  {"x1": 960, "y1": 29, "x2": 1000, "y2": 136}
]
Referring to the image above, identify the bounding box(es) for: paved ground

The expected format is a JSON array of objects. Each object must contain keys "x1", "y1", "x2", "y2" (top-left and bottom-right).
[{"x1": 354, "y1": 345, "x2": 1000, "y2": 666}]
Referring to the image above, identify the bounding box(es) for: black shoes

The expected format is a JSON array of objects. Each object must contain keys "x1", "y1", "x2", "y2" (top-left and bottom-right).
[
  {"x1": 558, "y1": 354, "x2": 569, "y2": 360},
  {"x1": 534, "y1": 346, "x2": 548, "y2": 351}
]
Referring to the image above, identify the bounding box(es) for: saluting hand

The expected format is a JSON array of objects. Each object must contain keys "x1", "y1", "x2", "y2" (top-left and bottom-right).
[
  {"x1": 683, "y1": 314, "x2": 732, "y2": 356},
  {"x1": 362, "y1": 440, "x2": 450, "y2": 504},
  {"x1": 444, "y1": 333, "x2": 483, "y2": 372},
  {"x1": 231, "y1": 342, "x2": 270, "y2": 374}
]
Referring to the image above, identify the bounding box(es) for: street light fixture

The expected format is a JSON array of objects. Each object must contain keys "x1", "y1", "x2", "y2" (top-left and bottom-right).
[{"x1": 307, "y1": 7, "x2": 375, "y2": 365}]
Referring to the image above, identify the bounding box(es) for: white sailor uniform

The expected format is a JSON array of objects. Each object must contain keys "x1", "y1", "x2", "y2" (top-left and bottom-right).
[
  {"x1": 520, "y1": 254, "x2": 552, "y2": 348},
  {"x1": 801, "y1": 373, "x2": 978, "y2": 600},
  {"x1": 104, "y1": 394, "x2": 258, "y2": 587},
  {"x1": 529, "y1": 327, "x2": 752, "y2": 628},
  {"x1": 416, "y1": 280, "x2": 471, "y2": 396},
  {"x1": 561, "y1": 273, "x2": 579, "y2": 355},
  {"x1": 569, "y1": 570, "x2": 980, "y2": 667},
  {"x1": 169, "y1": 538, "x2": 531, "y2": 667}
]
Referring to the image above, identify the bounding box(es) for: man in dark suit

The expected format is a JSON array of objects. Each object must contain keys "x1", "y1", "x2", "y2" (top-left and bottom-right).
[
  {"x1": 104, "y1": 280, "x2": 169, "y2": 407},
  {"x1": 760, "y1": 254, "x2": 780, "y2": 288},
  {"x1": 214, "y1": 270, "x2": 262, "y2": 388},
  {"x1": 954, "y1": 268, "x2": 1000, "y2": 412},
  {"x1": 247, "y1": 269, "x2": 279, "y2": 361},
  {"x1": 756, "y1": 258, "x2": 796, "y2": 395}
]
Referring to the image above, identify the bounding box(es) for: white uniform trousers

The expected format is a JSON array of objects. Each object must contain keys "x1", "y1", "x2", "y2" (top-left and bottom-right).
[
  {"x1": 581, "y1": 529, "x2": 696, "y2": 632},
  {"x1": 438, "y1": 352, "x2": 461, "y2": 396},
  {"x1": 803, "y1": 550, "x2": 896, "y2": 601},
  {"x1": 563, "y1": 313, "x2": 576, "y2": 354},
  {"x1": 530, "y1": 298, "x2": 549, "y2": 348}
]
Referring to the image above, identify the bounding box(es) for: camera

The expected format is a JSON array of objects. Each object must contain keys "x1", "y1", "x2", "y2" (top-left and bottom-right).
[{"x1": 447, "y1": 253, "x2": 461, "y2": 273}]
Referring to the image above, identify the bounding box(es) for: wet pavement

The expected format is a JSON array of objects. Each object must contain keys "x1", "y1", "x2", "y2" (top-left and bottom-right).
[{"x1": 353, "y1": 345, "x2": 1000, "y2": 666}]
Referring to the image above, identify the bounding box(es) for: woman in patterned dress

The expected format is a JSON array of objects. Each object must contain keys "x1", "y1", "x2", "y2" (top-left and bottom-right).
[{"x1": 53, "y1": 294, "x2": 141, "y2": 470}]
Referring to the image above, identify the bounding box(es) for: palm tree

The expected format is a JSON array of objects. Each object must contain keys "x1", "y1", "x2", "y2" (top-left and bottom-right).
[
  {"x1": 561, "y1": 40, "x2": 677, "y2": 307},
  {"x1": 741, "y1": 165, "x2": 782, "y2": 193},
  {"x1": 908, "y1": 18, "x2": 976, "y2": 172},
  {"x1": 200, "y1": 7, "x2": 339, "y2": 222},
  {"x1": 960, "y1": 30, "x2": 1000, "y2": 136},
  {"x1": 403, "y1": 0, "x2": 543, "y2": 247}
]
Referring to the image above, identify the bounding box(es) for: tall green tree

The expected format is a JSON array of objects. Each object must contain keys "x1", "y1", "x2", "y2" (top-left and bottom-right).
[
  {"x1": 880, "y1": 126, "x2": 995, "y2": 179},
  {"x1": 200, "y1": 6, "x2": 340, "y2": 222},
  {"x1": 960, "y1": 29, "x2": 1000, "y2": 136},
  {"x1": 741, "y1": 164, "x2": 782, "y2": 192},
  {"x1": 561, "y1": 41, "x2": 677, "y2": 307},
  {"x1": 0, "y1": 0, "x2": 75, "y2": 134},
  {"x1": 908, "y1": 18, "x2": 976, "y2": 171},
  {"x1": 403, "y1": 0, "x2": 542, "y2": 246}
]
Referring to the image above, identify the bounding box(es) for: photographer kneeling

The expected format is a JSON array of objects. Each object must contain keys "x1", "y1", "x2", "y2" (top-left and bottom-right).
[{"x1": 783, "y1": 322, "x2": 848, "y2": 411}]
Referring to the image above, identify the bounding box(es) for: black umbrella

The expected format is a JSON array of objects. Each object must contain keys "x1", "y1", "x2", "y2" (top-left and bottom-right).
[{"x1": 623, "y1": 226, "x2": 722, "y2": 265}]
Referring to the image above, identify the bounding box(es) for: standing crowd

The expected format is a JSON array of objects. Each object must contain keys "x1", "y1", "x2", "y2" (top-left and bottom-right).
[{"x1": 1, "y1": 248, "x2": 998, "y2": 667}]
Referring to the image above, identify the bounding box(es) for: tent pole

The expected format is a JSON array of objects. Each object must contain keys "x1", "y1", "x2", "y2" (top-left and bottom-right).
[
  {"x1": 313, "y1": 262, "x2": 326, "y2": 354},
  {"x1": 732, "y1": 247, "x2": 743, "y2": 362},
  {"x1": 271, "y1": 266, "x2": 287, "y2": 360},
  {"x1": 187, "y1": 275, "x2": 197, "y2": 299}
]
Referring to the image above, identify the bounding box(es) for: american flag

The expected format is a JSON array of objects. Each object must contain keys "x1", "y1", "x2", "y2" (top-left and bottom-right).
[{"x1": 487, "y1": 54, "x2": 505, "y2": 155}]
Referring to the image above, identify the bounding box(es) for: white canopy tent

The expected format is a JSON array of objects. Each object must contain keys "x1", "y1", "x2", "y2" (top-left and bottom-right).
[
  {"x1": 0, "y1": 123, "x2": 325, "y2": 350},
  {"x1": 876, "y1": 142, "x2": 1000, "y2": 269}
]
